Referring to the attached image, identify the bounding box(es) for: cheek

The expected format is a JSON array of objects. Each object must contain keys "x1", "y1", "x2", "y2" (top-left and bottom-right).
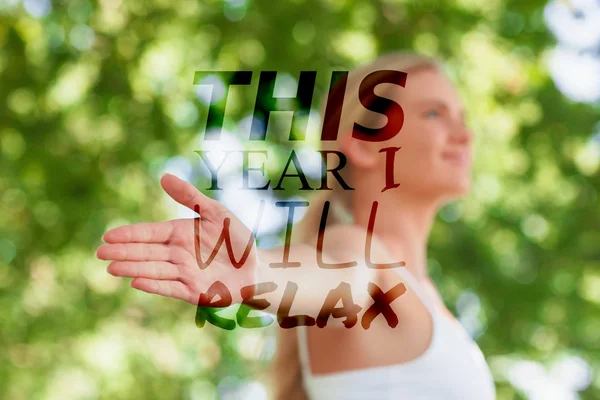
[
  {"x1": 392, "y1": 121, "x2": 446, "y2": 182},
  {"x1": 385, "y1": 115, "x2": 471, "y2": 197}
]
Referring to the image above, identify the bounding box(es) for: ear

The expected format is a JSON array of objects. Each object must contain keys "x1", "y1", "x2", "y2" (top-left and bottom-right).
[{"x1": 338, "y1": 132, "x2": 379, "y2": 170}]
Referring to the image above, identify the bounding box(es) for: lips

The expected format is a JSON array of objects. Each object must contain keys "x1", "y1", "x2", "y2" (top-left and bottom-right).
[{"x1": 441, "y1": 151, "x2": 471, "y2": 166}]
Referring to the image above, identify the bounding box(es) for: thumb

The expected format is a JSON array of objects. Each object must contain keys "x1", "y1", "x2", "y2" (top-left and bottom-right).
[{"x1": 160, "y1": 173, "x2": 221, "y2": 216}]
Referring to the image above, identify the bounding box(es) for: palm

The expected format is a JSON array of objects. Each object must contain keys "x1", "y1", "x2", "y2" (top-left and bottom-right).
[{"x1": 96, "y1": 174, "x2": 258, "y2": 306}]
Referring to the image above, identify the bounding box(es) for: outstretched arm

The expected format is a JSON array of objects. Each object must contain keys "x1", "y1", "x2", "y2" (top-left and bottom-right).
[{"x1": 97, "y1": 174, "x2": 397, "y2": 323}]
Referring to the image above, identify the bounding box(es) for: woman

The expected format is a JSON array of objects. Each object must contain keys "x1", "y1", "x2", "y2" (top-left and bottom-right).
[{"x1": 97, "y1": 52, "x2": 496, "y2": 399}]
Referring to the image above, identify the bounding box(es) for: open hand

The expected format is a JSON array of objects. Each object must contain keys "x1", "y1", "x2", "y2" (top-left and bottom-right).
[{"x1": 96, "y1": 174, "x2": 258, "y2": 306}]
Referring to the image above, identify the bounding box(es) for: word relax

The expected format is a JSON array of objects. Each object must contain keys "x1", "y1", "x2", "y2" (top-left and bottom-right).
[{"x1": 195, "y1": 280, "x2": 407, "y2": 330}]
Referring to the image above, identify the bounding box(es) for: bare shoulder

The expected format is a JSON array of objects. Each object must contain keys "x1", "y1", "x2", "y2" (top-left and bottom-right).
[{"x1": 300, "y1": 225, "x2": 436, "y2": 373}]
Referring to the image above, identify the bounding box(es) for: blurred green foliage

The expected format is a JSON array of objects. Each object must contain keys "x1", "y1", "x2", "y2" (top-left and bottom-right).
[{"x1": 1, "y1": 0, "x2": 599, "y2": 399}]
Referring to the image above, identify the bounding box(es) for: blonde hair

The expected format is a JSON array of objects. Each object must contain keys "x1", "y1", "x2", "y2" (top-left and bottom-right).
[{"x1": 268, "y1": 51, "x2": 442, "y2": 400}]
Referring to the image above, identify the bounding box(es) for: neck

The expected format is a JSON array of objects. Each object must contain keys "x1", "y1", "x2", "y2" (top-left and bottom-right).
[{"x1": 351, "y1": 186, "x2": 441, "y2": 282}]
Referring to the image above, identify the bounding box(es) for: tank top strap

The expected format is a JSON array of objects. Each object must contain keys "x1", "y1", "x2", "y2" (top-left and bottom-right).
[
  {"x1": 394, "y1": 267, "x2": 438, "y2": 318},
  {"x1": 296, "y1": 325, "x2": 314, "y2": 378}
]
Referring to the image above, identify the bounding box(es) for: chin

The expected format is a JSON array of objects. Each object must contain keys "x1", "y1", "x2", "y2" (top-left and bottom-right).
[{"x1": 440, "y1": 180, "x2": 472, "y2": 200}]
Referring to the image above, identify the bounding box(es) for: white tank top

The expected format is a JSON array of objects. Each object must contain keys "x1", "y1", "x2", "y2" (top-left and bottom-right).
[{"x1": 296, "y1": 267, "x2": 496, "y2": 399}]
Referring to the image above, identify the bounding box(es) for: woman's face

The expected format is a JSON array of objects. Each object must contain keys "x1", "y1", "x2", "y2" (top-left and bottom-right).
[{"x1": 368, "y1": 67, "x2": 474, "y2": 202}]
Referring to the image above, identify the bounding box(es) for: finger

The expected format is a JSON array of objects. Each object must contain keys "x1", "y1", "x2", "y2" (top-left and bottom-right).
[
  {"x1": 102, "y1": 222, "x2": 173, "y2": 244},
  {"x1": 131, "y1": 278, "x2": 193, "y2": 303},
  {"x1": 96, "y1": 243, "x2": 173, "y2": 262},
  {"x1": 107, "y1": 261, "x2": 182, "y2": 281},
  {"x1": 160, "y1": 173, "x2": 223, "y2": 219}
]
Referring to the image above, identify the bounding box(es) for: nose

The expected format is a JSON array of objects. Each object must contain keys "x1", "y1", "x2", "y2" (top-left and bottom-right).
[{"x1": 450, "y1": 119, "x2": 473, "y2": 146}]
